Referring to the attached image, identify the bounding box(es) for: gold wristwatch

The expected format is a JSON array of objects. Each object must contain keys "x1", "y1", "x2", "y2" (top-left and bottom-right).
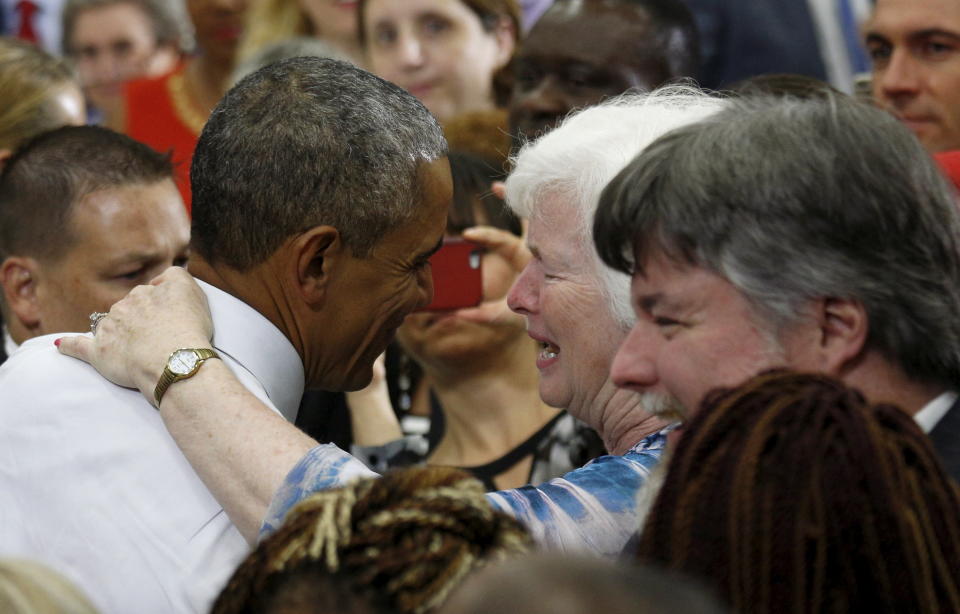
[{"x1": 154, "y1": 348, "x2": 220, "y2": 406}]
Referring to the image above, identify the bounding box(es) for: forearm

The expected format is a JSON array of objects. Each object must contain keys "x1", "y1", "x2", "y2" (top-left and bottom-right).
[
  {"x1": 345, "y1": 387, "x2": 403, "y2": 446},
  {"x1": 159, "y1": 359, "x2": 317, "y2": 544}
]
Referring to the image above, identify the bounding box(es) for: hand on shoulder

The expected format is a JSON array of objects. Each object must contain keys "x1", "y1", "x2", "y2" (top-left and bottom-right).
[{"x1": 56, "y1": 267, "x2": 213, "y2": 399}]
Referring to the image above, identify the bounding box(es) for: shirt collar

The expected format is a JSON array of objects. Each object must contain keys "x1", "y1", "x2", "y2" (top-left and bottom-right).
[
  {"x1": 3, "y1": 326, "x2": 18, "y2": 358},
  {"x1": 914, "y1": 390, "x2": 958, "y2": 434},
  {"x1": 197, "y1": 279, "x2": 304, "y2": 423}
]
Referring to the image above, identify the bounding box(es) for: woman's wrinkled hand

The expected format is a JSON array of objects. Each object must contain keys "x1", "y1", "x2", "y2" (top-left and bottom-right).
[{"x1": 56, "y1": 267, "x2": 214, "y2": 403}]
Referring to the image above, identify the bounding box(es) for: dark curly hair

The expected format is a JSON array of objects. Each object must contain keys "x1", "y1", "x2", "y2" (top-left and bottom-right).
[{"x1": 635, "y1": 370, "x2": 960, "y2": 614}]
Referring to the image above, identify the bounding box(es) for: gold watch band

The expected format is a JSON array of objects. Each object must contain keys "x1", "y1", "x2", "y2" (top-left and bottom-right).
[{"x1": 154, "y1": 348, "x2": 220, "y2": 407}]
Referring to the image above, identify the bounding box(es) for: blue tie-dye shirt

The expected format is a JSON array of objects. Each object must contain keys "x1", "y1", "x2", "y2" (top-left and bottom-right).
[{"x1": 263, "y1": 427, "x2": 670, "y2": 557}]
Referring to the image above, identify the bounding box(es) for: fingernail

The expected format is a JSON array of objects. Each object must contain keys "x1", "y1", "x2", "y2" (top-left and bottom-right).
[{"x1": 54, "y1": 338, "x2": 61, "y2": 347}]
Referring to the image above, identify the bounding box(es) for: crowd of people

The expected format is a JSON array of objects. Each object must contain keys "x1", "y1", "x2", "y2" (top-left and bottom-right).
[{"x1": 0, "y1": 0, "x2": 959, "y2": 612}]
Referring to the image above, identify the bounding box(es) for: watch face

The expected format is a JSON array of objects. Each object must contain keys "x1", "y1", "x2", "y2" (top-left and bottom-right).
[{"x1": 169, "y1": 349, "x2": 200, "y2": 376}]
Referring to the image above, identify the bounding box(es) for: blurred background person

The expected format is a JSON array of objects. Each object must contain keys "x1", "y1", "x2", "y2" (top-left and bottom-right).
[
  {"x1": 61, "y1": 0, "x2": 189, "y2": 127},
  {"x1": 239, "y1": 0, "x2": 363, "y2": 65},
  {"x1": 865, "y1": 0, "x2": 960, "y2": 154},
  {"x1": 349, "y1": 152, "x2": 605, "y2": 490},
  {"x1": 635, "y1": 371, "x2": 960, "y2": 614},
  {"x1": 0, "y1": 36, "x2": 84, "y2": 164},
  {"x1": 0, "y1": 558, "x2": 99, "y2": 614},
  {"x1": 121, "y1": 0, "x2": 248, "y2": 212},
  {"x1": 212, "y1": 467, "x2": 531, "y2": 614},
  {"x1": 360, "y1": 0, "x2": 520, "y2": 125},
  {"x1": 441, "y1": 553, "x2": 727, "y2": 614},
  {"x1": 508, "y1": 0, "x2": 699, "y2": 148}
]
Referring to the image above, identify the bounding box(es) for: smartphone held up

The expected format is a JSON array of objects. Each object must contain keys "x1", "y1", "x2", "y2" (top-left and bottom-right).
[{"x1": 419, "y1": 239, "x2": 483, "y2": 312}]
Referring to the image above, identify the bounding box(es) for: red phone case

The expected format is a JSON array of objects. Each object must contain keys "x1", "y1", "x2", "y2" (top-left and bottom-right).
[{"x1": 420, "y1": 239, "x2": 483, "y2": 311}]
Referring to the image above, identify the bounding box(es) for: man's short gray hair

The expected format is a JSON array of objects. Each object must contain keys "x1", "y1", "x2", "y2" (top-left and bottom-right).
[
  {"x1": 595, "y1": 93, "x2": 960, "y2": 389},
  {"x1": 505, "y1": 87, "x2": 724, "y2": 328},
  {"x1": 190, "y1": 57, "x2": 447, "y2": 269}
]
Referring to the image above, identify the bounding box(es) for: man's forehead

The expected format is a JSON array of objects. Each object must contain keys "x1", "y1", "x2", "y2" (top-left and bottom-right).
[
  {"x1": 409, "y1": 158, "x2": 451, "y2": 250},
  {"x1": 629, "y1": 254, "x2": 714, "y2": 313},
  {"x1": 76, "y1": 1, "x2": 152, "y2": 29},
  {"x1": 540, "y1": 0, "x2": 654, "y2": 26},
  {"x1": 868, "y1": 0, "x2": 960, "y2": 35},
  {"x1": 416, "y1": 158, "x2": 453, "y2": 208},
  {"x1": 631, "y1": 244, "x2": 693, "y2": 284},
  {"x1": 522, "y1": 1, "x2": 655, "y2": 62}
]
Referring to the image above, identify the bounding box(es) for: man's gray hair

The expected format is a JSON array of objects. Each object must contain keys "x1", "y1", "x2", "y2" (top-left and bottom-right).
[
  {"x1": 505, "y1": 87, "x2": 724, "y2": 328},
  {"x1": 190, "y1": 57, "x2": 447, "y2": 269},
  {"x1": 595, "y1": 93, "x2": 960, "y2": 389},
  {"x1": 62, "y1": 0, "x2": 192, "y2": 54}
]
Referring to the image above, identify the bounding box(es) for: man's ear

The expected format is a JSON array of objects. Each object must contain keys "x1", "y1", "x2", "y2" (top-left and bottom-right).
[
  {"x1": 291, "y1": 226, "x2": 341, "y2": 307},
  {"x1": 0, "y1": 257, "x2": 41, "y2": 329},
  {"x1": 0, "y1": 149, "x2": 11, "y2": 172},
  {"x1": 492, "y1": 16, "x2": 516, "y2": 69},
  {"x1": 813, "y1": 297, "x2": 869, "y2": 375}
]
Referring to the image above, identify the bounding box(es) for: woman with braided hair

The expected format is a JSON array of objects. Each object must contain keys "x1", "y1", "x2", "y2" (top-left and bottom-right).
[
  {"x1": 213, "y1": 466, "x2": 532, "y2": 614},
  {"x1": 635, "y1": 370, "x2": 960, "y2": 614}
]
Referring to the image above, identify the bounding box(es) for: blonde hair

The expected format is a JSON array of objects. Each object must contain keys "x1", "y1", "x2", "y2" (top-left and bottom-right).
[
  {"x1": 237, "y1": 0, "x2": 311, "y2": 63},
  {"x1": 0, "y1": 559, "x2": 99, "y2": 614},
  {"x1": 0, "y1": 37, "x2": 78, "y2": 152}
]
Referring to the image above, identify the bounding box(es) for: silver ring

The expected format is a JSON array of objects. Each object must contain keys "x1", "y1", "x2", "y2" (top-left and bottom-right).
[{"x1": 89, "y1": 312, "x2": 108, "y2": 335}]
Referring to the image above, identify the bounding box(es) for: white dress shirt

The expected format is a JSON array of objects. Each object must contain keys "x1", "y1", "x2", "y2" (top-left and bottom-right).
[
  {"x1": 914, "y1": 391, "x2": 958, "y2": 434},
  {"x1": 3, "y1": 326, "x2": 17, "y2": 359},
  {"x1": 0, "y1": 279, "x2": 304, "y2": 614}
]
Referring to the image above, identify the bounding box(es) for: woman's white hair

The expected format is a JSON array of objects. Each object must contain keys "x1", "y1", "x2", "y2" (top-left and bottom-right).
[{"x1": 505, "y1": 86, "x2": 725, "y2": 328}]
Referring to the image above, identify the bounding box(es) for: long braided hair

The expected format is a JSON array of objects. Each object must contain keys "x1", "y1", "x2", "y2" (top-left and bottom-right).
[
  {"x1": 213, "y1": 466, "x2": 532, "y2": 614},
  {"x1": 635, "y1": 370, "x2": 960, "y2": 613}
]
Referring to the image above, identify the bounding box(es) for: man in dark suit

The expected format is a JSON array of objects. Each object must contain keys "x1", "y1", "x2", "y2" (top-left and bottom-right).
[
  {"x1": 683, "y1": 0, "x2": 829, "y2": 90},
  {"x1": 599, "y1": 90, "x2": 960, "y2": 481}
]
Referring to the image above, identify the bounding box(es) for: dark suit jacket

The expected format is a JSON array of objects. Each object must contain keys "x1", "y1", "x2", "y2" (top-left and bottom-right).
[
  {"x1": 683, "y1": 0, "x2": 828, "y2": 90},
  {"x1": 929, "y1": 396, "x2": 960, "y2": 483}
]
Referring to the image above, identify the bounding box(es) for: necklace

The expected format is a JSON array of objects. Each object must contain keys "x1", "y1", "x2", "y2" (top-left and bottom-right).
[{"x1": 167, "y1": 70, "x2": 207, "y2": 136}]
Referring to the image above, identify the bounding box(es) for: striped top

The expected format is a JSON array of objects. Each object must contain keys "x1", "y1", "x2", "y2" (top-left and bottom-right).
[{"x1": 263, "y1": 427, "x2": 670, "y2": 558}]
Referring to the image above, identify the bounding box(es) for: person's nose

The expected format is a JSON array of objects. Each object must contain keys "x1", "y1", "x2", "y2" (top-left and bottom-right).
[
  {"x1": 506, "y1": 262, "x2": 539, "y2": 316},
  {"x1": 513, "y1": 74, "x2": 568, "y2": 118},
  {"x1": 610, "y1": 322, "x2": 660, "y2": 392},
  {"x1": 103, "y1": 52, "x2": 127, "y2": 83},
  {"x1": 84, "y1": 54, "x2": 115, "y2": 87},
  {"x1": 395, "y1": 32, "x2": 426, "y2": 70},
  {"x1": 876, "y1": 48, "x2": 922, "y2": 103}
]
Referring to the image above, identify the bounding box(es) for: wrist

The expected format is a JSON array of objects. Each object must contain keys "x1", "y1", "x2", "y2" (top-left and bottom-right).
[{"x1": 153, "y1": 346, "x2": 220, "y2": 407}]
